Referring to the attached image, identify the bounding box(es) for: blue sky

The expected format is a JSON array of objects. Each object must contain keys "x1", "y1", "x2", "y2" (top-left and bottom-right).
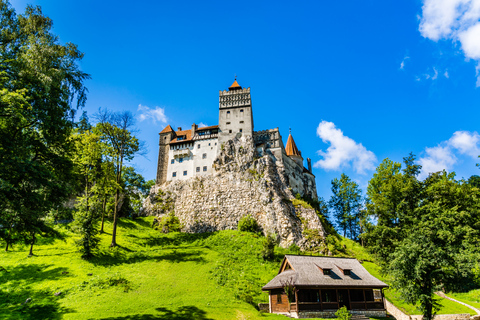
[{"x1": 10, "y1": 0, "x2": 480, "y2": 201}]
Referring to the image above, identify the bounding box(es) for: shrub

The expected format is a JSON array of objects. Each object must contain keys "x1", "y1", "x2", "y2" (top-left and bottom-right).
[
  {"x1": 335, "y1": 306, "x2": 351, "y2": 320},
  {"x1": 237, "y1": 215, "x2": 260, "y2": 233},
  {"x1": 261, "y1": 234, "x2": 276, "y2": 260},
  {"x1": 156, "y1": 212, "x2": 182, "y2": 233}
]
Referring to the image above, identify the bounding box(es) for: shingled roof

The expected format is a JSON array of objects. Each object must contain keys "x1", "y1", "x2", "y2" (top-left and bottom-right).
[{"x1": 262, "y1": 255, "x2": 388, "y2": 290}]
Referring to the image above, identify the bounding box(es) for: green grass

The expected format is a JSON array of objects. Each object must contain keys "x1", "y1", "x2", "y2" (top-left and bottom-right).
[
  {"x1": 448, "y1": 290, "x2": 480, "y2": 310},
  {"x1": 1, "y1": 218, "x2": 475, "y2": 319},
  {"x1": 0, "y1": 217, "x2": 322, "y2": 320}
]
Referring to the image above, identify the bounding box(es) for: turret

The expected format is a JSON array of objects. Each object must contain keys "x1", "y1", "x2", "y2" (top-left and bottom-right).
[{"x1": 217, "y1": 78, "x2": 254, "y2": 152}]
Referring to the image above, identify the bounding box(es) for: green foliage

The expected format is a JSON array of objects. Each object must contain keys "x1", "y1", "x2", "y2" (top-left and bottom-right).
[
  {"x1": 280, "y1": 277, "x2": 298, "y2": 306},
  {"x1": 0, "y1": 0, "x2": 89, "y2": 255},
  {"x1": 261, "y1": 234, "x2": 276, "y2": 261},
  {"x1": 237, "y1": 215, "x2": 260, "y2": 233},
  {"x1": 364, "y1": 154, "x2": 480, "y2": 320},
  {"x1": 156, "y1": 212, "x2": 182, "y2": 233},
  {"x1": 335, "y1": 306, "x2": 351, "y2": 320},
  {"x1": 329, "y1": 173, "x2": 363, "y2": 240}
]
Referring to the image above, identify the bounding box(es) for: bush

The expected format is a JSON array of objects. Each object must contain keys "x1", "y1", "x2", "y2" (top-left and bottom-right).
[
  {"x1": 156, "y1": 212, "x2": 182, "y2": 233},
  {"x1": 335, "y1": 306, "x2": 351, "y2": 320},
  {"x1": 261, "y1": 234, "x2": 276, "y2": 260},
  {"x1": 237, "y1": 215, "x2": 260, "y2": 233}
]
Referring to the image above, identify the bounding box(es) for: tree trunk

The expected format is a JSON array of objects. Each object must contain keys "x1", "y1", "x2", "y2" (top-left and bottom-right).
[
  {"x1": 29, "y1": 232, "x2": 35, "y2": 256},
  {"x1": 5, "y1": 241, "x2": 9, "y2": 252},
  {"x1": 100, "y1": 197, "x2": 106, "y2": 233},
  {"x1": 110, "y1": 158, "x2": 123, "y2": 247}
]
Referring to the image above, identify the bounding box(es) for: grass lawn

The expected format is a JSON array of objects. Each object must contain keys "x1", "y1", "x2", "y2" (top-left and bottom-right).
[
  {"x1": 0, "y1": 217, "x2": 324, "y2": 320},
  {"x1": 447, "y1": 290, "x2": 480, "y2": 310}
]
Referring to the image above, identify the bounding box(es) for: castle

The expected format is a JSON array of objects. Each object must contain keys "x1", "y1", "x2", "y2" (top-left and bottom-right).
[{"x1": 155, "y1": 79, "x2": 317, "y2": 199}]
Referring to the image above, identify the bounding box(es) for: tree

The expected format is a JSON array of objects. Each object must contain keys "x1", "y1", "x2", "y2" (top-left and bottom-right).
[
  {"x1": 96, "y1": 109, "x2": 142, "y2": 247},
  {"x1": 389, "y1": 172, "x2": 480, "y2": 320},
  {"x1": 0, "y1": 1, "x2": 89, "y2": 255},
  {"x1": 364, "y1": 154, "x2": 480, "y2": 320},
  {"x1": 328, "y1": 173, "x2": 363, "y2": 240},
  {"x1": 71, "y1": 126, "x2": 102, "y2": 259}
]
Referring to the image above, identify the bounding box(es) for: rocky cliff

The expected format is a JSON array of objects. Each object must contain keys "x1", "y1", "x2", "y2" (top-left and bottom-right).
[{"x1": 142, "y1": 135, "x2": 327, "y2": 249}]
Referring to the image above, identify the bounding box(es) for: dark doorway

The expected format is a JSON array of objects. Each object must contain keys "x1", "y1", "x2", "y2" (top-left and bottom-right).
[{"x1": 338, "y1": 289, "x2": 350, "y2": 310}]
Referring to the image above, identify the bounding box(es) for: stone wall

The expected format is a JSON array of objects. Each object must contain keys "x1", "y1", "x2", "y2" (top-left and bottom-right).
[{"x1": 143, "y1": 135, "x2": 326, "y2": 248}]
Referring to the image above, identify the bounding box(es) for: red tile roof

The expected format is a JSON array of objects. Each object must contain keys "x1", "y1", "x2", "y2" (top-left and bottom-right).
[{"x1": 159, "y1": 124, "x2": 174, "y2": 134}]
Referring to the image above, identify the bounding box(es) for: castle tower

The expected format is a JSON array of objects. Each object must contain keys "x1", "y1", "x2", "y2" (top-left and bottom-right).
[
  {"x1": 285, "y1": 131, "x2": 304, "y2": 168},
  {"x1": 218, "y1": 78, "x2": 254, "y2": 150},
  {"x1": 156, "y1": 124, "x2": 175, "y2": 184}
]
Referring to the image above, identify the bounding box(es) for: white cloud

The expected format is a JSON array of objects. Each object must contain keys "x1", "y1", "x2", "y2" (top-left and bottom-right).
[
  {"x1": 449, "y1": 130, "x2": 480, "y2": 156},
  {"x1": 137, "y1": 104, "x2": 168, "y2": 124},
  {"x1": 198, "y1": 122, "x2": 208, "y2": 128},
  {"x1": 400, "y1": 56, "x2": 410, "y2": 69},
  {"x1": 419, "y1": 0, "x2": 480, "y2": 86},
  {"x1": 313, "y1": 121, "x2": 377, "y2": 174},
  {"x1": 444, "y1": 70, "x2": 450, "y2": 78},
  {"x1": 418, "y1": 130, "x2": 480, "y2": 178}
]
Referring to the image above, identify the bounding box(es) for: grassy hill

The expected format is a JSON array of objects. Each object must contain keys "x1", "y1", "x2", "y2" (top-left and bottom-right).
[{"x1": 0, "y1": 217, "x2": 475, "y2": 319}]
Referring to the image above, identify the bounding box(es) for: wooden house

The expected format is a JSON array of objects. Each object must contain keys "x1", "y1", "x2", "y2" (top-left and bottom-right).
[{"x1": 262, "y1": 255, "x2": 388, "y2": 318}]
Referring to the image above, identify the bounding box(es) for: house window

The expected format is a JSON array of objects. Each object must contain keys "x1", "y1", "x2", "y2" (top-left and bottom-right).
[
  {"x1": 277, "y1": 294, "x2": 282, "y2": 303},
  {"x1": 350, "y1": 289, "x2": 365, "y2": 302},
  {"x1": 202, "y1": 153, "x2": 207, "y2": 159},
  {"x1": 323, "y1": 269, "x2": 331, "y2": 275},
  {"x1": 183, "y1": 171, "x2": 187, "y2": 176},
  {"x1": 344, "y1": 269, "x2": 351, "y2": 276},
  {"x1": 172, "y1": 172, "x2": 176, "y2": 177},
  {"x1": 299, "y1": 289, "x2": 320, "y2": 303},
  {"x1": 321, "y1": 289, "x2": 337, "y2": 302},
  {"x1": 197, "y1": 144, "x2": 200, "y2": 149},
  {"x1": 203, "y1": 166, "x2": 207, "y2": 172},
  {"x1": 171, "y1": 159, "x2": 174, "y2": 164},
  {"x1": 179, "y1": 157, "x2": 183, "y2": 163},
  {"x1": 196, "y1": 167, "x2": 200, "y2": 172},
  {"x1": 365, "y1": 289, "x2": 374, "y2": 302}
]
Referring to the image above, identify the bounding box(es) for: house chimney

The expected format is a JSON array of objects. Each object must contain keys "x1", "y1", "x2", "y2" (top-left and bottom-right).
[
  {"x1": 191, "y1": 123, "x2": 197, "y2": 137},
  {"x1": 307, "y1": 158, "x2": 312, "y2": 173},
  {"x1": 177, "y1": 127, "x2": 182, "y2": 131}
]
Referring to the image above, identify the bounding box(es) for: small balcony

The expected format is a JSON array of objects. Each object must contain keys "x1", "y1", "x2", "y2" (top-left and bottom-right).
[{"x1": 173, "y1": 149, "x2": 191, "y2": 158}]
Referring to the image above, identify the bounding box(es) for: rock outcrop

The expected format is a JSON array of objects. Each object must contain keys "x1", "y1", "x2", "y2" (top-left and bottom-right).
[{"x1": 142, "y1": 135, "x2": 326, "y2": 248}]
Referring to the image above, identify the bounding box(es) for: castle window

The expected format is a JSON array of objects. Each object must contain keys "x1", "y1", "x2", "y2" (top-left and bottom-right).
[
  {"x1": 197, "y1": 144, "x2": 200, "y2": 149},
  {"x1": 177, "y1": 136, "x2": 185, "y2": 141},
  {"x1": 202, "y1": 153, "x2": 207, "y2": 159},
  {"x1": 179, "y1": 158, "x2": 183, "y2": 163},
  {"x1": 229, "y1": 130, "x2": 232, "y2": 133},
  {"x1": 183, "y1": 171, "x2": 187, "y2": 176},
  {"x1": 240, "y1": 109, "x2": 244, "y2": 117},
  {"x1": 226, "y1": 122, "x2": 231, "y2": 125},
  {"x1": 215, "y1": 143, "x2": 217, "y2": 145},
  {"x1": 240, "y1": 121, "x2": 244, "y2": 124},
  {"x1": 240, "y1": 109, "x2": 244, "y2": 112},
  {"x1": 226, "y1": 111, "x2": 231, "y2": 119},
  {"x1": 171, "y1": 159, "x2": 174, "y2": 164},
  {"x1": 203, "y1": 166, "x2": 207, "y2": 172},
  {"x1": 208, "y1": 143, "x2": 211, "y2": 146},
  {"x1": 172, "y1": 172, "x2": 176, "y2": 177},
  {"x1": 239, "y1": 129, "x2": 243, "y2": 133},
  {"x1": 196, "y1": 167, "x2": 200, "y2": 172}
]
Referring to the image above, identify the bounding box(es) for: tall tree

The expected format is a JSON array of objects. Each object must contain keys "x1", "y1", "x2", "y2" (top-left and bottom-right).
[
  {"x1": 328, "y1": 173, "x2": 363, "y2": 240},
  {"x1": 0, "y1": 1, "x2": 89, "y2": 254},
  {"x1": 96, "y1": 110, "x2": 141, "y2": 247}
]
